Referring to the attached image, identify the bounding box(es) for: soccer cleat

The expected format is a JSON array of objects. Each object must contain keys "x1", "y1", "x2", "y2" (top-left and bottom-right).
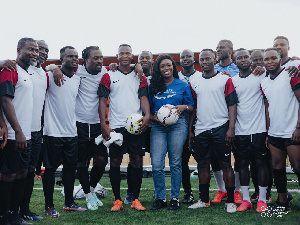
[
  {"x1": 168, "y1": 198, "x2": 180, "y2": 210},
  {"x1": 234, "y1": 191, "x2": 243, "y2": 204},
  {"x1": 183, "y1": 191, "x2": 194, "y2": 204},
  {"x1": 91, "y1": 192, "x2": 103, "y2": 206},
  {"x1": 19, "y1": 218, "x2": 34, "y2": 225},
  {"x1": 131, "y1": 199, "x2": 146, "y2": 211},
  {"x1": 63, "y1": 203, "x2": 87, "y2": 212},
  {"x1": 267, "y1": 201, "x2": 291, "y2": 214},
  {"x1": 44, "y1": 207, "x2": 60, "y2": 218},
  {"x1": 211, "y1": 191, "x2": 227, "y2": 203},
  {"x1": 124, "y1": 192, "x2": 134, "y2": 205},
  {"x1": 237, "y1": 200, "x2": 252, "y2": 211},
  {"x1": 256, "y1": 200, "x2": 267, "y2": 213},
  {"x1": 188, "y1": 200, "x2": 210, "y2": 209},
  {"x1": 250, "y1": 192, "x2": 259, "y2": 203},
  {"x1": 21, "y1": 210, "x2": 44, "y2": 221},
  {"x1": 225, "y1": 203, "x2": 237, "y2": 213},
  {"x1": 86, "y1": 196, "x2": 98, "y2": 211},
  {"x1": 266, "y1": 193, "x2": 272, "y2": 204},
  {"x1": 150, "y1": 199, "x2": 167, "y2": 210},
  {"x1": 111, "y1": 200, "x2": 123, "y2": 212},
  {"x1": 287, "y1": 191, "x2": 293, "y2": 201}
]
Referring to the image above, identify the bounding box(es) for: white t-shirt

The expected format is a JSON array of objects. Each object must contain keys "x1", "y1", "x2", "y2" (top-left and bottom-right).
[
  {"x1": 43, "y1": 71, "x2": 80, "y2": 137},
  {"x1": 260, "y1": 69, "x2": 300, "y2": 138},
  {"x1": 281, "y1": 58, "x2": 300, "y2": 68},
  {"x1": 232, "y1": 72, "x2": 266, "y2": 135},
  {"x1": 178, "y1": 70, "x2": 202, "y2": 84}
]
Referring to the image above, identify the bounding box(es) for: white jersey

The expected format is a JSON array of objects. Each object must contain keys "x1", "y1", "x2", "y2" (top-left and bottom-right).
[
  {"x1": 0, "y1": 65, "x2": 33, "y2": 140},
  {"x1": 260, "y1": 69, "x2": 300, "y2": 138},
  {"x1": 75, "y1": 65, "x2": 108, "y2": 124},
  {"x1": 43, "y1": 71, "x2": 80, "y2": 137},
  {"x1": 190, "y1": 72, "x2": 238, "y2": 136},
  {"x1": 28, "y1": 66, "x2": 48, "y2": 132},
  {"x1": 178, "y1": 70, "x2": 202, "y2": 84},
  {"x1": 281, "y1": 58, "x2": 300, "y2": 68},
  {"x1": 232, "y1": 72, "x2": 266, "y2": 135}
]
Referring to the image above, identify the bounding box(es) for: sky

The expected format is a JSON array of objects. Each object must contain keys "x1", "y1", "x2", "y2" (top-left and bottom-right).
[{"x1": 1, "y1": 0, "x2": 300, "y2": 60}]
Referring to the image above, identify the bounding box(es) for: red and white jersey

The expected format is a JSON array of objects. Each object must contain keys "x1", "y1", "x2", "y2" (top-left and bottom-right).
[
  {"x1": 190, "y1": 72, "x2": 238, "y2": 135},
  {"x1": 281, "y1": 58, "x2": 300, "y2": 68},
  {"x1": 261, "y1": 69, "x2": 300, "y2": 138},
  {"x1": 43, "y1": 71, "x2": 80, "y2": 137},
  {"x1": 98, "y1": 68, "x2": 148, "y2": 129},
  {"x1": 28, "y1": 66, "x2": 48, "y2": 132},
  {"x1": 0, "y1": 65, "x2": 33, "y2": 140},
  {"x1": 178, "y1": 70, "x2": 202, "y2": 85},
  {"x1": 232, "y1": 72, "x2": 266, "y2": 135},
  {"x1": 75, "y1": 65, "x2": 108, "y2": 124}
]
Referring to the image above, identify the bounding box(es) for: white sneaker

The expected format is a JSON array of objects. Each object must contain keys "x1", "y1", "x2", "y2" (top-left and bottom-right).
[
  {"x1": 225, "y1": 203, "x2": 237, "y2": 213},
  {"x1": 188, "y1": 200, "x2": 210, "y2": 209},
  {"x1": 92, "y1": 192, "x2": 103, "y2": 206},
  {"x1": 85, "y1": 195, "x2": 98, "y2": 211}
]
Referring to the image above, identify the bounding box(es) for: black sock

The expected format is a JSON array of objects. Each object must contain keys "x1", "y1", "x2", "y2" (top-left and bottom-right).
[
  {"x1": 109, "y1": 166, "x2": 121, "y2": 200},
  {"x1": 226, "y1": 186, "x2": 235, "y2": 203},
  {"x1": 10, "y1": 179, "x2": 26, "y2": 213},
  {"x1": 199, "y1": 183, "x2": 209, "y2": 203},
  {"x1": 89, "y1": 165, "x2": 105, "y2": 188},
  {"x1": 77, "y1": 167, "x2": 90, "y2": 194},
  {"x1": 127, "y1": 164, "x2": 132, "y2": 193},
  {"x1": 273, "y1": 168, "x2": 287, "y2": 193},
  {"x1": 20, "y1": 172, "x2": 35, "y2": 214},
  {"x1": 0, "y1": 181, "x2": 13, "y2": 219},
  {"x1": 43, "y1": 168, "x2": 56, "y2": 208},
  {"x1": 62, "y1": 167, "x2": 76, "y2": 205},
  {"x1": 131, "y1": 166, "x2": 143, "y2": 200}
]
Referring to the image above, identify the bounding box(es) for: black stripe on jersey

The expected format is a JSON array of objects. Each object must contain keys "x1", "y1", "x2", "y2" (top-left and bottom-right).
[
  {"x1": 292, "y1": 83, "x2": 300, "y2": 91},
  {"x1": 225, "y1": 90, "x2": 238, "y2": 106},
  {"x1": 0, "y1": 80, "x2": 15, "y2": 98},
  {"x1": 281, "y1": 58, "x2": 291, "y2": 67},
  {"x1": 138, "y1": 86, "x2": 148, "y2": 98},
  {"x1": 97, "y1": 84, "x2": 110, "y2": 98}
]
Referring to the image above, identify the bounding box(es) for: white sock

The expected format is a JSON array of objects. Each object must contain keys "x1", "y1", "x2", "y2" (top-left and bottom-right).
[
  {"x1": 85, "y1": 192, "x2": 93, "y2": 200},
  {"x1": 235, "y1": 172, "x2": 241, "y2": 191},
  {"x1": 241, "y1": 186, "x2": 250, "y2": 202},
  {"x1": 213, "y1": 170, "x2": 226, "y2": 192},
  {"x1": 258, "y1": 186, "x2": 267, "y2": 203},
  {"x1": 90, "y1": 186, "x2": 95, "y2": 192}
]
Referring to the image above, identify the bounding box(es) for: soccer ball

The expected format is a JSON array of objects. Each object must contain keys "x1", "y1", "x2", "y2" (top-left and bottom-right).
[
  {"x1": 126, "y1": 114, "x2": 143, "y2": 135},
  {"x1": 157, "y1": 104, "x2": 179, "y2": 125}
]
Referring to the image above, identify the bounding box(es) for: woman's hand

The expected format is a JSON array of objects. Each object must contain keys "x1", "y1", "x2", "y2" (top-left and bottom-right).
[
  {"x1": 173, "y1": 105, "x2": 187, "y2": 116},
  {"x1": 151, "y1": 113, "x2": 166, "y2": 126}
]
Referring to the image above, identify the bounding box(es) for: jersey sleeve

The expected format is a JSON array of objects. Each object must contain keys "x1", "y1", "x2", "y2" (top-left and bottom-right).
[
  {"x1": 224, "y1": 78, "x2": 238, "y2": 106},
  {"x1": 0, "y1": 69, "x2": 18, "y2": 98},
  {"x1": 183, "y1": 84, "x2": 194, "y2": 106},
  {"x1": 98, "y1": 73, "x2": 111, "y2": 98},
  {"x1": 290, "y1": 76, "x2": 300, "y2": 91},
  {"x1": 138, "y1": 75, "x2": 148, "y2": 98}
]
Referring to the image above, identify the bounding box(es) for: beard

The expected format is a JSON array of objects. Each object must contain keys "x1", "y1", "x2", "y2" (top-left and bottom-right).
[
  {"x1": 182, "y1": 63, "x2": 193, "y2": 70},
  {"x1": 266, "y1": 63, "x2": 281, "y2": 75}
]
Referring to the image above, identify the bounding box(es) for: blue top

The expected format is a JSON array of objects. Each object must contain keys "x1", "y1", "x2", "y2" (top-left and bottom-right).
[
  {"x1": 149, "y1": 78, "x2": 194, "y2": 115},
  {"x1": 214, "y1": 63, "x2": 239, "y2": 77}
]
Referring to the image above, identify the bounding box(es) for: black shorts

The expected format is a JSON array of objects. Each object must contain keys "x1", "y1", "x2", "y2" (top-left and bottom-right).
[
  {"x1": 144, "y1": 127, "x2": 151, "y2": 153},
  {"x1": 30, "y1": 131, "x2": 42, "y2": 169},
  {"x1": 77, "y1": 121, "x2": 107, "y2": 163},
  {"x1": 109, "y1": 127, "x2": 145, "y2": 159},
  {"x1": 235, "y1": 132, "x2": 268, "y2": 160},
  {"x1": 0, "y1": 139, "x2": 31, "y2": 174},
  {"x1": 193, "y1": 122, "x2": 231, "y2": 163},
  {"x1": 43, "y1": 136, "x2": 78, "y2": 168},
  {"x1": 267, "y1": 135, "x2": 300, "y2": 151}
]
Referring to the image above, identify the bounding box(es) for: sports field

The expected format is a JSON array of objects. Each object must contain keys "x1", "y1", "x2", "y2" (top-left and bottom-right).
[{"x1": 30, "y1": 173, "x2": 300, "y2": 225}]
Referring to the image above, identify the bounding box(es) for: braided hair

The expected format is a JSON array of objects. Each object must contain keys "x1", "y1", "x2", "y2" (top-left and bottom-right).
[{"x1": 81, "y1": 46, "x2": 100, "y2": 65}]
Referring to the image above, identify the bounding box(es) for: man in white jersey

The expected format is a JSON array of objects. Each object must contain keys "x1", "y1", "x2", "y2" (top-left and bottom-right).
[
  {"x1": 232, "y1": 49, "x2": 269, "y2": 213},
  {"x1": 0, "y1": 38, "x2": 37, "y2": 225},
  {"x1": 43, "y1": 46, "x2": 86, "y2": 218},
  {"x1": 98, "y1": 44, "x2": 150, "y2": 212},
  {"x1": 188, "y1": 49, "x2": 238, "y2": 213},
  {"x1": 261, "y1": 48, "x2": 300, "y2": 213}
]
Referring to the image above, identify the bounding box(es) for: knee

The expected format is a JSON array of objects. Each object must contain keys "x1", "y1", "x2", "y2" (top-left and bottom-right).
[
  {"x1": 0, "y1": 173, "x2": 16, "y2": 182},
  {"x1": 271, "y1": 159, "x2": 284, "y2": 170},
  {"x1": 110, "y1": 157, "x2": 122, "y2": 168},
  {"x1": 93, "y1": 156, "x2": 108, "y2": 168},
  {"x1": 77, "y1": 160, "x2": 89, "y2": 168},
  {"x1": 219, "y1": 161, "x2": 232, "y2": 172},
  {"x1": 197, "y1": 160, "x2": 209, "y2": 171}
]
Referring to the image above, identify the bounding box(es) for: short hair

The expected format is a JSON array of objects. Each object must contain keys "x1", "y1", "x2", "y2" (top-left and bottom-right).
[
  {"x1": 233, "y1": 48, "x2": 249, "y2": 60},
  {"x1": 140, "y1": 50, "x2": 153, "y2": 57},
  {"x1": 60, "y1": 46, "x2": 75, "y2": 58},
  {"x1": 264, "y1": 48, "x2": 281, "y2": 58},
  {"x1": 219, "y1": 39, "x2": 233, "y2": 49},
  {"x1": 200, "y1": 48, "x2": 214, "y2": 54},
  {"x1": 118, "y1": 44, "x2": 131, "y2": 49},
  {"x1": 250, "y1": 50, "x2": 264, "y2": 59},
  {"x1": 17, "y1": 37, "x2": 36, "y2": 49},
  {"x1": 82, "y1": 46, "x2": 100, "y2": 60},
  {"x1": 274, "y1": 36, "x2": 289, "y2": 45}
]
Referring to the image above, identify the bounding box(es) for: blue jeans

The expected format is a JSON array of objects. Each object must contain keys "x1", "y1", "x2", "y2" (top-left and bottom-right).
[{"x1": 150, "y1": 116, "x2": 188, "y2": 199}]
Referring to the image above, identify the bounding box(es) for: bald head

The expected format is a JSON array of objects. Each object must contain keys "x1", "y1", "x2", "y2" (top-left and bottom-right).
[
  {"x1": 180, "y1": 49, "x2": 195, "y2": 70},
  {"x1": 250, "y1": 50, "x2": 264, "y2": 69}
]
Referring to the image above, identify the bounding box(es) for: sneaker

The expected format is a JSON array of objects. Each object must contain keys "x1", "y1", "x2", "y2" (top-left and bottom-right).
[
  {"x1": 19, "y1": 218, "x2": 34, "y2": 225},
  {"x1": 225, "y1": 203, "x2": 237, "y2": 213},
  {"x1": 21, "y1": 210, "x2": 44, "y2": 221},
  {"x1": 91, "y1": 192, "x2": 103, "y2": 207},
  {"x1": 86, "y1": 196, "x2": 98, "y2": 211},
  {"x1": 211, "y1": 191, "x2": 227, "y2": 203},
  {"x1": 287, "y1": 191, "x2": 293, "y2": 201},
  {"x1": 44, "y1": 207, "x2": 60, "y2": 218},
  {"x1": 168, "y1": 198, "x2": 180, "y2": 210},
  {"x1": 8, "y1": 212, "x2": 34, "y2": 225},
  {"x1": 266, "y1": 193, "x2": 272, "y2": 204},
  {"x1": 150, "y1": 199, "x2": 167, "y2": 210},
  {"x1": 111, "y1": 200, "x2": 123, "y2": 212},
  {"x1": 188, "y1": 200, "x2": 210, "y2": 209},
  {"x1": 234, "y1": 191, "x2": 243, "y2": 204},
  {"x1": 63, "y1": 203, "x2": 87, "y2": 212},
  {"x1": 124, "y1": 192, "x2": 133, "y2": 205},
  {"x1": 183, "y1": 191, "x2": 194, "y2": 204},
  {"x1": 256, "y1": 200, "x2": 267, "y2": 213},
  {"x1": 237, "y1": 200, "x2": 252, "y2": 211},
  {"x1": 250, "y1": 192, "x2": 259, "y2": 203},
  {"x1": 267, "y1": 201, "x2": 291, "y2": 214},
  {"x1": 131, "y1": 199, "x2": 146, "y2": 211}
]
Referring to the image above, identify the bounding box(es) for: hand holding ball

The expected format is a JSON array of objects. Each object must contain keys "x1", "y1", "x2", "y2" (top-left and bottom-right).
[{"x1": 157, "y1": 104, "x2": 179, "y2": 125}]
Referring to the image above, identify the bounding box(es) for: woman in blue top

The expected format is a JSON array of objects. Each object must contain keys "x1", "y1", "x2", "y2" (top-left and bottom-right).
[{"x1": 149, "y1": 55, "x2": 194, "y2": 210}]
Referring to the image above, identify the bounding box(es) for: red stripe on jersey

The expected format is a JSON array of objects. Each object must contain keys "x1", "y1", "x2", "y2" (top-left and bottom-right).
[
  {"x1": 139, "y1": 75, "x2": 148, "y2": 89},
  {"x1": 260, "y1": 84, "x2": 265, "y2": 97},
  {"x1": 189, "y1": 83, "x2": 197, "y2": 98},
  {"x1": 46, "y1": 72, "x2": 49, "y2": 88},
  {"x1": 290, "y1": 76, "x2": 300, "y2": 88},
  {"x1": 224, "y1": 78, "x2": 235, "y2": 97},
  {"x1": 100, "y1": 73, "x2": 111, "y2": 90},
  {"x1": 105, "y1": 66, "x2": 109, "y2": 70},
  {"x1": 0, "y1": 69, "x2": 18, "y2": 86}
]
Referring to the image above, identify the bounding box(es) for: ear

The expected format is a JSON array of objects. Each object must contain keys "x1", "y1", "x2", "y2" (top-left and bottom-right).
[
  {"x1": 17, "y1": 48, "x2": 21, "y2": 55},
  {"x1": 288, "y1": 45, "x2": 290, "y2": 51}
]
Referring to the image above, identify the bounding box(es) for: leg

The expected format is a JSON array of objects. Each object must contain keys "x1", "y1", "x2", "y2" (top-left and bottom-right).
[
  {"x1": 129, "y1": 154, "x2": 143, "y2": 200},
  {"x1": 109, "y1": 156, "x2": 123, "y2": 200},
  {"x1": 197, "y1": 159, "x2": 211, "y2": 203},
  {"x1": 286, "y1": 145, "x2": 300, "y2": 183}
]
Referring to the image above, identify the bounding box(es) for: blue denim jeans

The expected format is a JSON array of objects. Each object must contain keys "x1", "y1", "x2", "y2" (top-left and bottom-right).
[{"x1": 150, "y1": 116, "x2": 188, "y2": 199}]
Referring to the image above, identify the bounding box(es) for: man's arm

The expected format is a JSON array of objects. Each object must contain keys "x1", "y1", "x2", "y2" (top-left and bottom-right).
[
  {"x1": 45, "y1": 64, "x2": 65, "y2": 86},
  {"x1": 139, "y1": 96, "x2": 150, "y2": 132},
  {"x1": 0, "y1": 108, "x2": 8, "y2": 149},
  {"x1": 188, "y1": 100, "x2": 197, "y2": 147},
  {"x1": 225, "y1": 104, "x2": 237, "y2": 143},
  {"x1": 0, "y1": 60, "x2": 17, "y2": 72},
  {"x1": 292, "y1": 89, "x2": 300, "y2": 142},
  {"x1": 98, "y1": 97, "x2": 113, "y2": 141}
]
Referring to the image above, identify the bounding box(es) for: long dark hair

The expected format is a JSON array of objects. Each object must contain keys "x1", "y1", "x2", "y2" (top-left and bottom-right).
[{"x1": 149, "y1": 54, "x2": 178, "y2": 96}]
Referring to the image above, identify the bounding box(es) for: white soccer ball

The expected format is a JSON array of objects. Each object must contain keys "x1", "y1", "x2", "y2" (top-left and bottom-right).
[
  {"x1": 157, "y1": 104, "x2": 179, "y2": 125},
  {"x1": 126, "y1": 114, "x2": 143, "y2": 135}
]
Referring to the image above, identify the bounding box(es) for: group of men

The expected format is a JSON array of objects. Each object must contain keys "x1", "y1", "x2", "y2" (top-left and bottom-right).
[{"x1": 0, "y1": 35, "x2": 299, "y2": 224}]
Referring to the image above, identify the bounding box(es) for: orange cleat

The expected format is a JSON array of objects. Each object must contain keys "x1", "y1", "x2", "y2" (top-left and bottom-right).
[
  {"x1": 237, "y1": 200, "x2": 252, "y2": 211},
  {"x1": 234, "y1": 191, "x2": 243, "y2": 204},
  {"x1": 256, "y1": 200, "x2": 267, "y2": 213},
  {"x1": 131, "y1": 199, "x2": 146, "y2": 211},
  {"x1": 111, "y1": 200, "x2": 123, "y2": 212},
  {"x1": 211, "y1": 191, "x2": 227, "y2": 203}
]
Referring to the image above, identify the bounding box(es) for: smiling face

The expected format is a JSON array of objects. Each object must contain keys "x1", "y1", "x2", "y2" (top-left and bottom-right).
[
  {"x1": 138, "y1": 51, "x2": 153, "y2": 72},
  {"x1": 263, "y1": 50, "x2": 281, "y2": 75},
  {"x1": 199, "y1": 51, "x2": 215, "y2": 73},
  {"x1": 85, "y1": 49, "x2": 103, "y2": 74},
  {"x1": 180, "y1": 49, "x2": 194, "y2": 70},
  {"x1": 17, "y1": 41, "x2": 39, "y2": 67},
  {"x1": 159, "y1": 59, "x2": 174, "y2": 80},
  {"x1": 37, "y1": 40, "x2": 49, "y2": 66},
  {"x1": 61, "y1": 48, "x2": 79, "y2": 69},
  {"x1": 273, "y1": 38, "x2": 289, "y2": 59},
  {"x1": 250, "y1": 51, "x2": 264, "y2": 68},
  {"x1": 235, "y1": 50, "x2": 251, "y2": 72},
  {"x1": 117, "y1": 45, "x2": 133, "y2": 67}
]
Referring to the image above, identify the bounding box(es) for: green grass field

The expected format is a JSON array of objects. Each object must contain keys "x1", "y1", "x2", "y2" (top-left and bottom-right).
[{"x1": 30, "y1": 173, "x2": 300, "y2": 225}]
